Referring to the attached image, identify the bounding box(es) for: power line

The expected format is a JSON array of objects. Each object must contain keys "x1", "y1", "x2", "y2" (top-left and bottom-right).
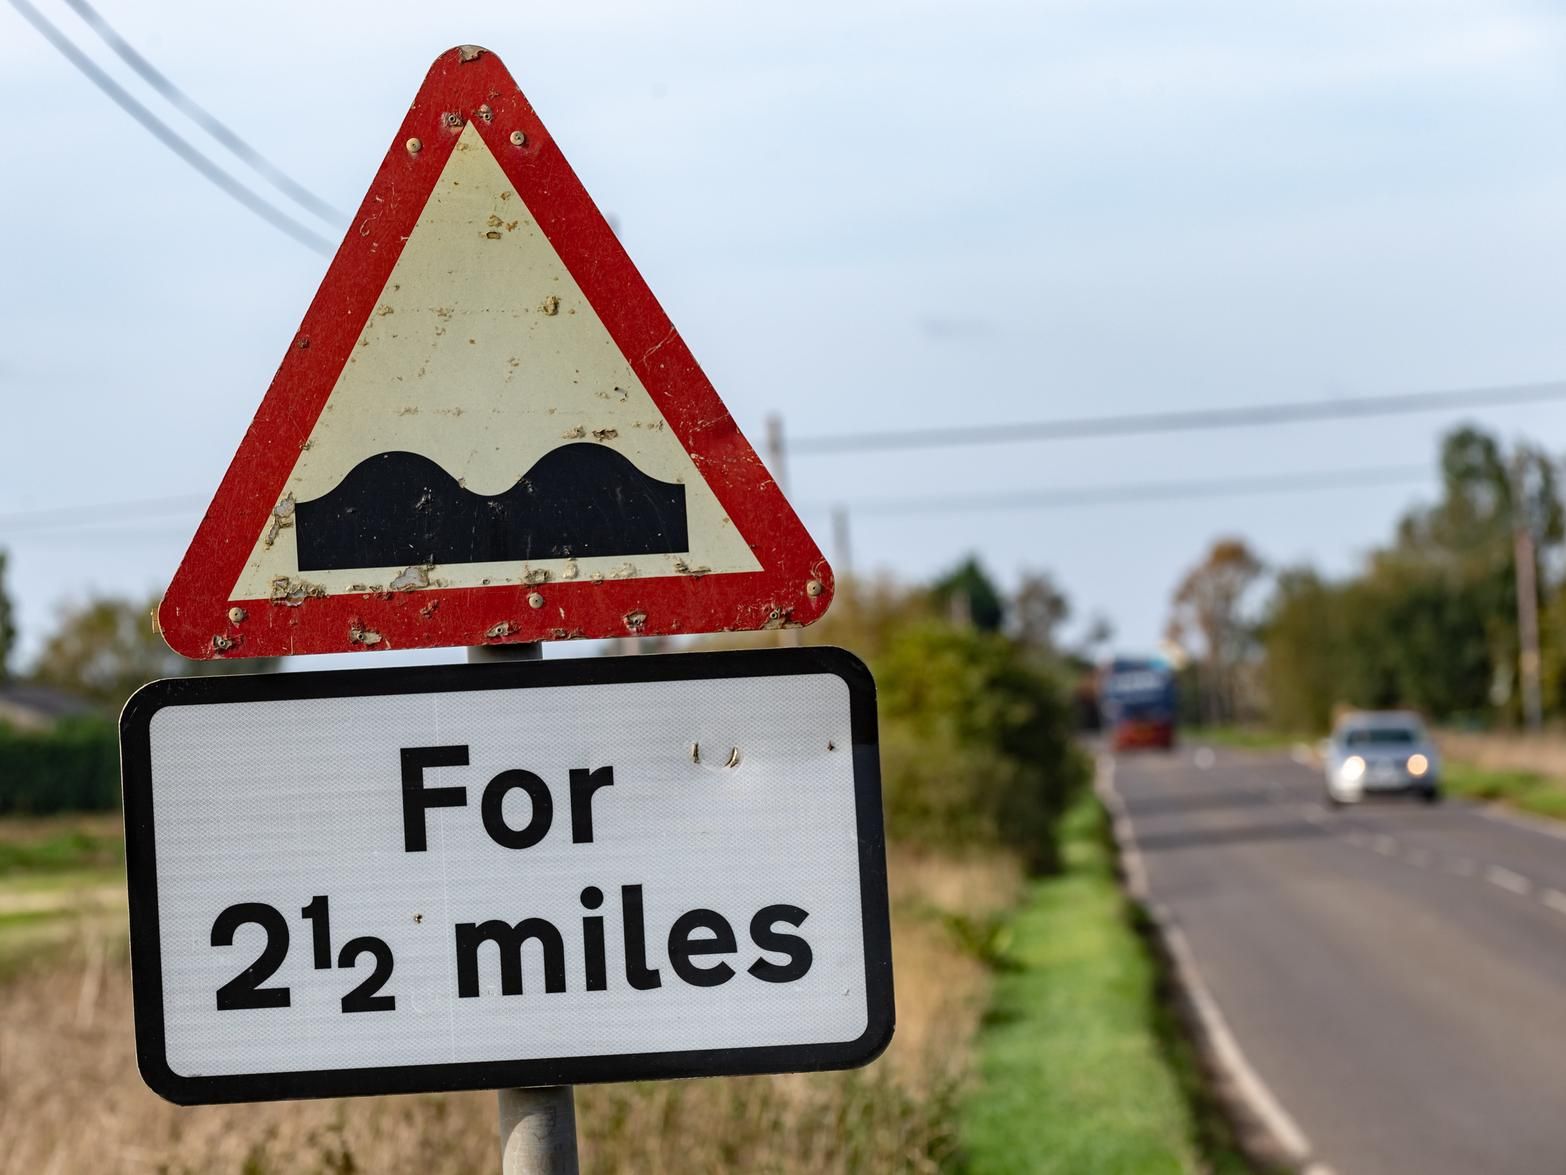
[
  {"x1": 60, "y1": 0, "x2": 346, "y2": 224},
  {"x1": 789, "y1": 380, "x2": 1566, "y2": 455},
  {"x1": 829, "y1": 464, "x2": 1430, "y2": 518},
  {"x1": 0, "y1": 493, "x2": 203, "y2": 535},
  {"x1": 2, "y1": 465, "x2": 1431, "y2": 544},
  {"x1": 6, "y1": 0, "x2": 333, "y2": 254}
]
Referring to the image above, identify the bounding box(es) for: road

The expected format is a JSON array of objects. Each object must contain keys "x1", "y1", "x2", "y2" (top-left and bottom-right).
[{"x1": 1108, "y1": 744, "x2": 1566, "y2": 1175}]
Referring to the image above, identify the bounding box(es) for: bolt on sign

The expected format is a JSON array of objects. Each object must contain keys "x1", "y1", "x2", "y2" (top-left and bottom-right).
[
  {"x1": 157, "y1": 45, "x2": 832, "y2": 660},
  {"x1": 121, "y1": 649, "x2": 892, "y2": 1104}
]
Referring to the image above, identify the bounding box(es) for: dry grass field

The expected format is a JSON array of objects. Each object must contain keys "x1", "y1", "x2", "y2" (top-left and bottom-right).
[
  {"x1": 1436, "y1": 729, "x2": 1566, "y2": 781},
  {"x1": 0, "y1": 845, "x2": 1019, "y2": 1175}
]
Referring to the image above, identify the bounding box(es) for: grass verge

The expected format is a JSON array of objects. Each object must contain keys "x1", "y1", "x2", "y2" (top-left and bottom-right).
[
  {"x1": 1181, "y1": 727, "x2": 1303, "y2": 753},
  {"x1": 0, "y1": 815, "x2": 127, "y2": 979},
  {"x1": 960, "y1": 794, "x2": 1252, "y2": 1174},
  {"x1": 0, "y1": 813, "x2": 123, "y2": 876},
  {"x1": 1441, "y1": 761, "x2": 1566, "y2": 822}
]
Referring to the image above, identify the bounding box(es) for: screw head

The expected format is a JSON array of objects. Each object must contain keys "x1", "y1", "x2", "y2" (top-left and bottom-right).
[
  {"x1": 528, "y1": 592, "x2": 545, "y2": 609},
  {"x1": 509, "y1": 130, "x2": 527, "y2": 147},
  {"x1": 806, "y1": 579, "x2": 824, "y2": 598},
  {"x1": 405, "y1": 137, "x2": 422, "y2": 154}
]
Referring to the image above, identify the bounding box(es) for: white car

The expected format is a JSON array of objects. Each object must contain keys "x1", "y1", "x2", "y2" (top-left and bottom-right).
[{"x1": 1323, "y1": 711, "x2": 1441, "y2": 806}]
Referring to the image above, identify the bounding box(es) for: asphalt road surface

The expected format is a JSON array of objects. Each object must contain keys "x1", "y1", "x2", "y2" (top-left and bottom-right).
[{"x1": 1109, "y1": 744, "x2": 1566, "y2": 1175}]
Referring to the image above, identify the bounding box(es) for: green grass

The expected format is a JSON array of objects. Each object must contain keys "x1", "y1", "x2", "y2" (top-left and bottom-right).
[
  {"x1": 0, "y1": 829, "x2": 123, "y2": 875},
  {"x1": 0, "y1": 815, "x2": 127, "y2": 974},
  {"x1": 1441, "y1": 762, "x2": 1566, "y2": 821},
  {"x1": 1182, "y1": 727, "x2": 1304, "y2": 752},
  {"x1": 960, "y1": 796, "x2": 1253, "y2": 1174},
  {"x1": 0, "y1": 820, "x2": 122, "y2": 877}
]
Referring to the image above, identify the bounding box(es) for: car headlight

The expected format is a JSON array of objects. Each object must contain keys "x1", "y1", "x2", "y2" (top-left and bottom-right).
[
  {"x1": 1341, "y1": 755, "x2": 1366, "y2": 782},
  {"x1": 1407, "y1": 753, "x2": 1429, "y2": 777}
]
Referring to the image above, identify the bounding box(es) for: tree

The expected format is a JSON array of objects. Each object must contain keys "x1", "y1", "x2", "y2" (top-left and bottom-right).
[
  {"x1": 1011, "y1": 569, "x2": 1071, "y2": 654},
  {"x1": 875, "y1": 620, "x2": 1087, "y2": 873},
  {"x1": 1077, "y1": 613, "x2": 1115, "y2": 660},
  {"x1": 1257, "y1": 425, "x2": 1565, "y2": 730},
  {"x1": 1169, "y1": 538, "x2": 1264, "y2": 723},
  {"x1": 929, "y1": 556, "x2": 1006, "y2": 632},
  {"x1": 1261, "y1": 567, "x2": 1341, "y2": 732},
  {"x1": 33, "y1": 593, "x2": 277, "y2": 709},
  {"x1": 1390, "y1": 428, "x2": 1561, "y2": 724},
  {"x1": 0, "y1": 550, "x2": 16, "y2": 682}
]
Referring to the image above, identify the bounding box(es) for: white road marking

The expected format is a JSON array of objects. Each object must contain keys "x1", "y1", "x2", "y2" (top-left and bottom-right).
[
  {"x1": 1194, "y1": 747, "x2": 1216, "y2": 769},
  {"x1": 1097, "y1": 757, "x2": 1150, "y2": 902},
  {"x1": 1160, "y1": 914, "x2": 1316, "y2": 1165},
  {"x1": 1542, "y1": 889, "x2": 1566, "y2": 916},
  {"x1": 1485, "y1": 866, "x2": 1532, "y2": 896},
  {"x1": 1098, "y1": 758, "x2": 1321, "y2": 1170}
]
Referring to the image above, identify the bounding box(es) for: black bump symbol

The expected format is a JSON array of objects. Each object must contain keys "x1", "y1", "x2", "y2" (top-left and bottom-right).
[{"x1": 295, "y1": 444, "x2": 689, "y2": 571}]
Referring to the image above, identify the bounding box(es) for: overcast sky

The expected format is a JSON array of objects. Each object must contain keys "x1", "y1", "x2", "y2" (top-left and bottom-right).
[{"x1": 3, "y1": 0, "x2": 1564, "y2": 667}]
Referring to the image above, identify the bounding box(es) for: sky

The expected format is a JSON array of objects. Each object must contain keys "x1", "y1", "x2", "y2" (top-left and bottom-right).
[{"x1": 2, "y1": 0, "x2": 1565, "y2": 668}]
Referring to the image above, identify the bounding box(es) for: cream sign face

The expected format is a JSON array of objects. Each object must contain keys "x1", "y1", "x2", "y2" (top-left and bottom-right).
[
  {"x1": 159, "y1": 47, "x2": 832, "y2": 659},
  {"x1": 231, "y1": 123, "x2": 758, "y2": 601}
]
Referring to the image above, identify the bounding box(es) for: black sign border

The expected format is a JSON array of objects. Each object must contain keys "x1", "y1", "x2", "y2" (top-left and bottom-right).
[{"x1": 119, "y1": 646, "x2": 893, "y2": 1106}]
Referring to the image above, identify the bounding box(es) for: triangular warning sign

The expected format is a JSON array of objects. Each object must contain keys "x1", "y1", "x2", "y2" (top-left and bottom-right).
[{"x1": 159, "y1": 46, "x2": 833, "y2": 659}]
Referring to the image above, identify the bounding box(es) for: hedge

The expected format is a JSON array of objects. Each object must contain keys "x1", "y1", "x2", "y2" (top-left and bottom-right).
[{"x1": 0, "y1": 718, "x2": 120, "y2": 814}]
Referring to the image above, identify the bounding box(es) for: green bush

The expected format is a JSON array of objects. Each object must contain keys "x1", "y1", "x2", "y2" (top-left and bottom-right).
[
  {"x1": 0, "y1": 718, "x2": 120, "y2": 814},
  {"x1": 874, "y1": 621, "x2": 1089, "y2": 874}
]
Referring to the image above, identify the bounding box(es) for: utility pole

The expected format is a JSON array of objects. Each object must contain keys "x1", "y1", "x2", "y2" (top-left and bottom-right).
[
  {"x1": 765, "y1": 415, "x2": 801, "y2": 647},
  {"x1": 831, "y1": 505, "x2": 852, "y2": 581},
  {"x1": 1512, "y1": 453, "x2": 1544, "y2": 732},
  {"x1": 765, "y1": 414, "x2": 789, "y2": 498}
]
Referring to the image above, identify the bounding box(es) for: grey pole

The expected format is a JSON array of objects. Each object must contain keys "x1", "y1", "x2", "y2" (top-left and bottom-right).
[
  {"x1": 764, "y1": 413, "x2": 789, "y2": 496},
  {"x1": 765, "y1": 414, "x2": 802, "y2": 647},
  {"x1": 1512, "y1": 455, "x2": 1544, "y2": 731},
  {"x1": 497, "y1": 1084, "x2": 579, "y2": 1174},
  {"x1": 467, "y1": 642, "x2": 581, "y2": 1175},
  {"x1": 831, "y1": 504, "x2": 852, "y2": 583}
]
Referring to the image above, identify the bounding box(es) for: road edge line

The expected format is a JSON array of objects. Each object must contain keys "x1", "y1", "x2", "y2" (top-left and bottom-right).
[
  {"x1": 1475, "y1": 801, "x2": 1566, "y2": 843},
  {"x1": 1096, "y1": 754, "x2": 1324, "y2": 1174}
]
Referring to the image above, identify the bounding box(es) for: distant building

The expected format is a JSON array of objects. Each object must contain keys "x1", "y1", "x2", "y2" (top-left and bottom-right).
[{"x1": 0, "y1": 681, "x2": 99, "y2": 731}]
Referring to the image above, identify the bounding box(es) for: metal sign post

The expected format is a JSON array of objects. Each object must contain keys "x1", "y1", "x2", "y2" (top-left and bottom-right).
[{"x1": 498, "y1": 1084, "x2": 578, "y2": 1174}]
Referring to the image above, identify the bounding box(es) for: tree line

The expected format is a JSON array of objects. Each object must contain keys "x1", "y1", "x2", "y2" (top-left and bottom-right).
[{"x1": 1168, "y1": 424, "x2": 1561, "y2": 733}]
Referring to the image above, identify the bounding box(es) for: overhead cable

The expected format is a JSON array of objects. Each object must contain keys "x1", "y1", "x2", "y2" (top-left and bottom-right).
[
  {"x1": 7, "y1": 0, "x2": 333, "y2": 254},
  {"x1": 790, "y1": 381, "x2": 1566, "y2": 455},
  {"x1": 60, "y1": 0, "x2": 346, "y2": 223},
  {"x1": 830, "y1": 465, "x2": 1430, "y2": 517}
]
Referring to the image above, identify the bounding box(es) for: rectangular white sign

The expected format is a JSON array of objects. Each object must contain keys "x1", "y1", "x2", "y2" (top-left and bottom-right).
[{"x1": 120, "y1": 648, "x2": 892, "y2": 1104}]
